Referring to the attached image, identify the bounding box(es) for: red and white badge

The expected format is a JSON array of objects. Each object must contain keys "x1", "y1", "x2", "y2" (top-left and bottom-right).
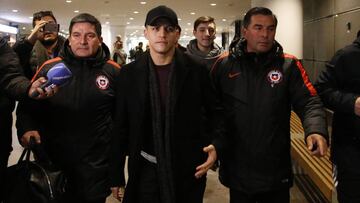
[
  {"x1": 96, "y1": 75, "x2": 109, "y2": 90},
  {"x1": 267, "y1": 70, "x2": 283, "y2": 87}
]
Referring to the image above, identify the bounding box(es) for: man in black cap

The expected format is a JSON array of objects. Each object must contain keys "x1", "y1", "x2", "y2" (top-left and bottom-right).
[{"x1": 110, "y1": 5, "x2": 219, "y2": 203}]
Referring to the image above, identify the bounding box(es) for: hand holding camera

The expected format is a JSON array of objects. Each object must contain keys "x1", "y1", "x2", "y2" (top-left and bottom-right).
[{"x1": 27, "y1": 20, "x2": 59, "y2": 44}]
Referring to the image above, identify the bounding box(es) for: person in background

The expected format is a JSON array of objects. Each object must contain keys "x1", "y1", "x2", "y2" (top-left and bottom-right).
[
  {"x1": 110, "y1": 5, "x2": 218, "y2": 203},
  {"x1": 114, "y1": 35, "x2": 122, "y2": 47},
  {"x1": 113, "y1": 40, "x2": 127, "y2": 66},
  {"x1": 211, "y1": 7, "x2": 328, "y2": 203},
  {"x1": 13, "y1": 10, "x2": 65, "y2": 79},
  {"x1": 17, "y1": 13, "x2": 122, "y2": 203},
  {"x1": 315, "y1": 31, "x2": 360, "y2": 203},
  {"x1": 134, "y1": 41, "x2": 144, "y2": 60},
  {"x1": 186, "y1": 16, "x2": 223, "y2": 70}
]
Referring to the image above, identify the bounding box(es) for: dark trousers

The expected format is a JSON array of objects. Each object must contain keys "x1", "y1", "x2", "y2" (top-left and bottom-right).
[
  {"x1": 335, "y1": 143, "x2": 360, "y2": 203},
  {"x1": 60, "y1": 193, "x2": 106, "y2": 203},
  {"x1": 229, "y1": 188, "x2": 289, "y2": 203},
  {"x1": 137, "y1": 158, "x2": 161, "y2": 203},
  {"x1": 0, "y1": 153, "x2": 9, "y2": 203}
]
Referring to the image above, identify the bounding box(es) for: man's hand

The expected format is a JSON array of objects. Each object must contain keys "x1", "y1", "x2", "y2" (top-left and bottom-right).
[
  {"x1": 27, "y1": 20, "x2": 48, "y2": 44},
  {"x1": 306, "y1": 134, "x2": 328, "y2": 157},
  {"x1": 111, "y1": 186, "x2": 125, "y2": 202},
  {"x1": 21, "y1": 131, "x2": 41, "y2": 147},
  {"x1": 354, "y1": 97, "x2": 360, "y2": 116},
  {"x1": 195, "y1": 144, "x2": 217, "y2": 179},
  {"x1": 28, "y1": 77, "x2": 58, "y2": 99}
]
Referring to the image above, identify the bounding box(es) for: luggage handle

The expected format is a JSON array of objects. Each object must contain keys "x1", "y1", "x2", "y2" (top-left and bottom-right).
[{"x1": 17, "y1": 136, "x2": 53, "y2": 165}]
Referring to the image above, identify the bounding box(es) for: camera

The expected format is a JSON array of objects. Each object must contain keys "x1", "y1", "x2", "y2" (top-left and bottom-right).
[{"x1": 43, "y1": 23, "x2": 59, "y2": 32}]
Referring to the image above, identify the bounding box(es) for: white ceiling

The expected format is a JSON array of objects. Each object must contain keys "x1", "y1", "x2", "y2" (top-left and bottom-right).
[{"x1": 0, "y1": 0, "x2": 251, "y2": 37}]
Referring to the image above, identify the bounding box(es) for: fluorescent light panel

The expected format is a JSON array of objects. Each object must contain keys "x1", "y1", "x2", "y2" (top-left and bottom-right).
[{"x1": 0, "y1": 24, "x2": 18, "y2": 34}]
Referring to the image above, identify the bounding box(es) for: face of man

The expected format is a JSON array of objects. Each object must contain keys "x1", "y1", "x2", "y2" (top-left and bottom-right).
[
  {"x1": 36, "y1": 15, "x2": 58, "y2": 46},
  {"x1": 193, "y1": 22, "x2": 216, "y2": 52},
  {"x1": 69, "y1": 22, "x2": 102, "y2": 58},
  {"x1": 243, "y1": 14, "x2": 276, "y2": 54},
  {"x1": 144, "y1": 19, "x2": 180, "y2": 56}
]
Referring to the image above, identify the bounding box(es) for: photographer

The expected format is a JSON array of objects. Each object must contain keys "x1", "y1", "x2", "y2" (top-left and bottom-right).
[{"x1": 13, "y1": 10, "x2": 65, "y2": 79}]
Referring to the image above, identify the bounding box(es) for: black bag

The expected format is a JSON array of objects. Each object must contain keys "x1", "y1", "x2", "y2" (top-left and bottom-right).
[{"x1": 4, "y1": 138, "x2": 67, "y2": 203}]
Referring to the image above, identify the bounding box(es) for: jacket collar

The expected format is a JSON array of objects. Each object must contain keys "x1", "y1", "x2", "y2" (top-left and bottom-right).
[
  {"x1": 186, "y1": 39, "x2": 223, "y2": 59},
  {"x1": 230, "y1": 38, "x2": 283, "y2": 62},
  {"x1": 132, "y1": 49, "x2": 190, "y2": 105}
]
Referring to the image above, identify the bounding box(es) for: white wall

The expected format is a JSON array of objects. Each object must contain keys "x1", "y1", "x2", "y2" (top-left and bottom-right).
[
  {"x1": 102, "y1": 24, "x2": 126, "y2": 53},
  {"x1": 252, "y1": 0, "x2": 303, "y2": 58}
]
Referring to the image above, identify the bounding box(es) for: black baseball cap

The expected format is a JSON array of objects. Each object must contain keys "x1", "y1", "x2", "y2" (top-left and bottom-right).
[{"x1": 144, "y1": 5, "x2": 179, "y2": 27}]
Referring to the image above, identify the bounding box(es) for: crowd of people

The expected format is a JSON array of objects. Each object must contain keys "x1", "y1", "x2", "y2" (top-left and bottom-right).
[{"x1": 0, "y1": 4, "x2": 358, "y2": 203}]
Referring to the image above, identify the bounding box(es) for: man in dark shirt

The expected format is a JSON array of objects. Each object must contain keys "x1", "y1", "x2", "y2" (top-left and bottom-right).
[
  {"x1": 110, "y1": 5, "x2": 218, "y2": 203},
  {"x1": 13, "y1": 10, "x2": 65, "y2": 79},
  {"x1": 17, "y1": 13, "x2": 121, "y2": 203},
  {"x1": 315, "y1": 33, "x2": 360, "y2": 203},
  {"x1": 0, "y1": 36, "x2": 56, "y2": 202}
]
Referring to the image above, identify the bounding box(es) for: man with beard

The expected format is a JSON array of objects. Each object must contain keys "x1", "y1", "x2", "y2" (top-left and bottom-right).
[{"x1": 13, "y1": 10, "x2": 66, "y2": 79}]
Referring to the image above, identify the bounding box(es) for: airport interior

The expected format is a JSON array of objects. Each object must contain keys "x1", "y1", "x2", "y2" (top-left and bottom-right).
[{"x1": 1, "y1": 0, "x2": 360, "y2": 202}]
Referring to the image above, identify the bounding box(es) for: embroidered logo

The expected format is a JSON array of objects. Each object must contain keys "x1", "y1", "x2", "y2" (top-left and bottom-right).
[
  {"x1": 96, "y1": 75, "x2": 109, "y2": 90},
  {"x1": 267, "y1": 70, "x2": 283, "y2": 87},
  {"x1": 228, "y1": 72, "x2": 241, "y2": 79}
]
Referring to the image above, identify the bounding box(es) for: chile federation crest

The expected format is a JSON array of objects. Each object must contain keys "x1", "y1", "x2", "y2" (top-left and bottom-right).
[{"x1": 267, "y1": 70, "x2": 283, "y2": 87}]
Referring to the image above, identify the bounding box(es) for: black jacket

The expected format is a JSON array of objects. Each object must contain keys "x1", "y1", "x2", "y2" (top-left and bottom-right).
[
  {"x1": 315, "y1": 37, "x2": 360, "y2": 158},
  {"x1": 16, "y1": 40, "x2": 121, "y2": 200},
  {"x1": 110, "y1": 49, "x2": 218, "y2": 203},
  {"x1": 0, "y1": 37, "x2": 31, "y2": 99},
  {"x1": 0, "y1": 37, "x2": 16, "y2": 159},
  {"x1": 13, "y1": 36, "x2": 66, "y2": 79},
  {"x1": 211, "y1": 39, "x2": 328, "y2": 193}
]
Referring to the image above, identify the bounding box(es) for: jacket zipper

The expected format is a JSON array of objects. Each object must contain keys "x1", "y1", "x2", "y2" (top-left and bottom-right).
[{"x1": 33, "y1": 162, "x2": 55, "y2": 200}]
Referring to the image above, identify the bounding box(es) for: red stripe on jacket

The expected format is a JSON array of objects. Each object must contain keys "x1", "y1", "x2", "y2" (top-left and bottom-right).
[
  {"x1": 31, "y1": 57, "x2": 63, "y2": 82},
  {"x1": 283, "y1": 53, "x2": 317, "y2": 96}
]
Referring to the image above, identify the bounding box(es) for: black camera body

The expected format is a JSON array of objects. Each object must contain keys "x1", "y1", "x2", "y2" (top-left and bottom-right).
[{"x1": 44, "y1": 23, "x2": 59, "y2": 32}]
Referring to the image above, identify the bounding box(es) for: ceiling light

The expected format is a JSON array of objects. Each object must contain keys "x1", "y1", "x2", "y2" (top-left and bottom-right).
[
  {"x1": 187, "y1": 23, "x2": 191, "y2": 25},
  {"x1": 210, "y1": 3, "x2": 216, "y2": 6},
  {"x1": 133, "y1": 11, "x2": 139, "y2": 14},
  {"x1": 190, "y1": 12, "x2": 195, "y2": 15},
  {"x1": 222, "y1": 19, "x2": 227, "y2": 22},
  {"x1": 129, "y1": 17, "x2": 134, "y2": 20},
  {"x1": 66, "y1": 0, "x2": 72, "y2": 3},
  {"x1": 12, "y1": 10, "x2": 18, "y2": 13},
  {"x1": 140, "y1": 1, "x2": 146, "y2": 4},
  {"x1": 106, "y1": 21, "x2": 110, "y2": 24},
  {"x1": 126, "y1": 22, "x2": 130, "y2": 25},
  {"x1": 22, "y1": 27, "x2": 26, "y2": 30},
  {"x1": 0, "y1": 24, "x2": 18, "y2": 34},
  {"x1": 74, "y1": 10, "x2": 79, "y2": 13},
  {"x1": 178, "y1": 18, "x2": 182, "y2": 21}
]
